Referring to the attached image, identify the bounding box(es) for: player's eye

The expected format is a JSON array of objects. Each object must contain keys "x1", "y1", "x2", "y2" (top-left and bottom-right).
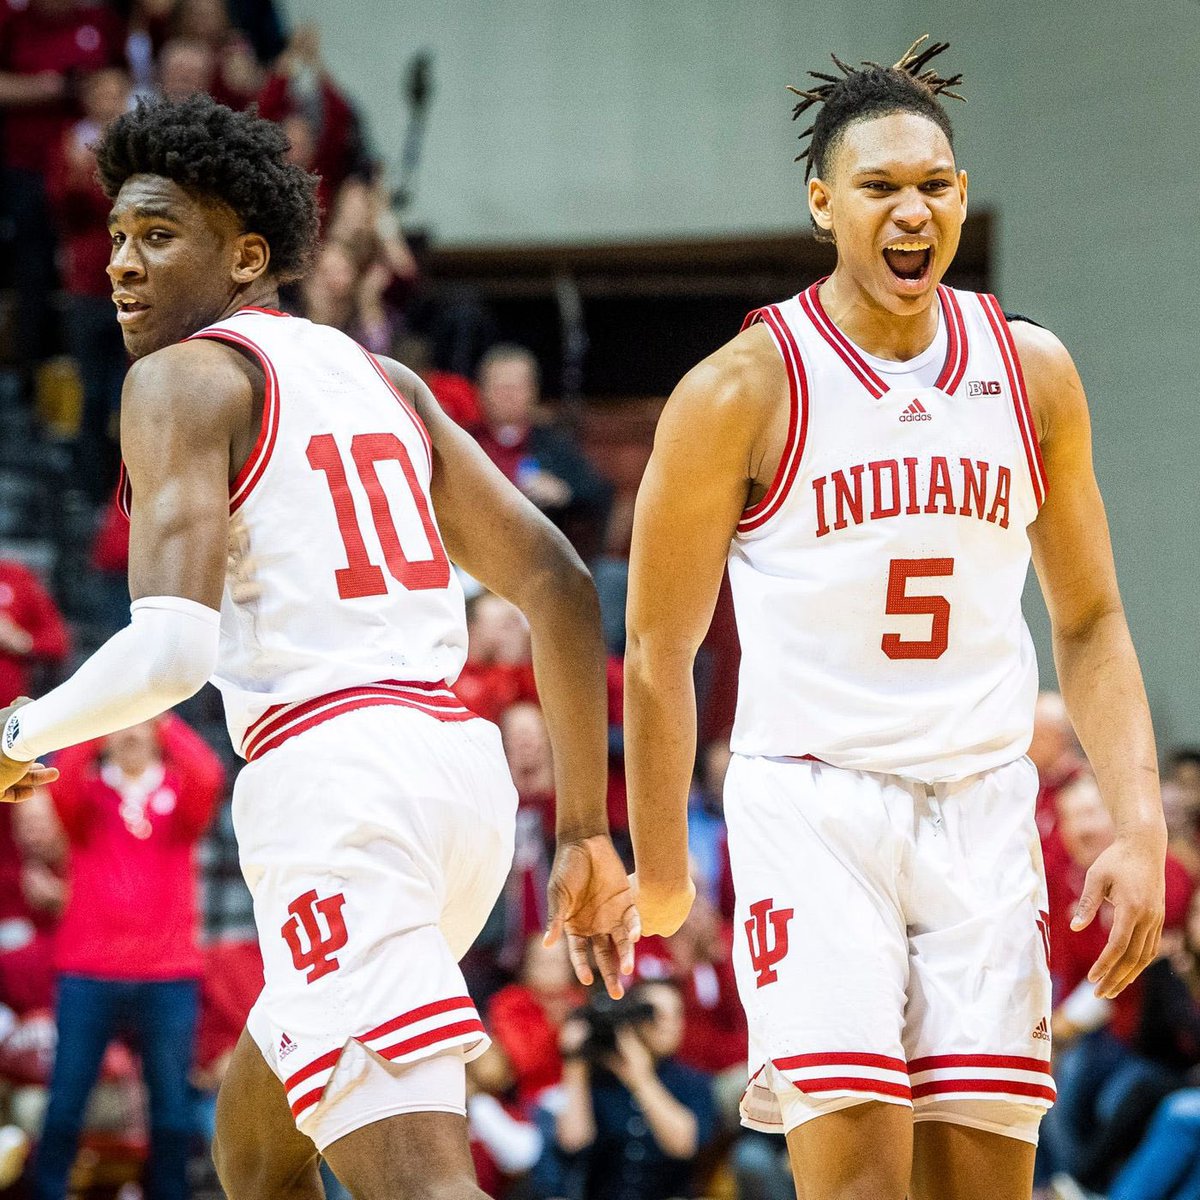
[
  {"x1": 863, "y1": 181, "x2": 893, "y2": 193},
  {"x1": 147, "y1": 229, "x2": 173, "y2": 242},
  {"x1": 110, "y1": 232, "x2": 125, "y2": 247}
]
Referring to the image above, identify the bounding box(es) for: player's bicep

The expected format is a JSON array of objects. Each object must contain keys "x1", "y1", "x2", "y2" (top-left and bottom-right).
[
  {"x1": 627, "y1": 370, "x2": 756, "y2": 658},
  {"x1": 120, "y1": 347, "x2": 242, "y2": 609},
  {"x1": 1024, "y1": 335, "x2": 1123, "y2": 637}
]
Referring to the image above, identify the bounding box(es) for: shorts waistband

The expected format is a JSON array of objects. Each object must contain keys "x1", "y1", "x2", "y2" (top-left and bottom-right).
[{"x1": 242, "y1": 680, "x2": 476, "y2": 762}]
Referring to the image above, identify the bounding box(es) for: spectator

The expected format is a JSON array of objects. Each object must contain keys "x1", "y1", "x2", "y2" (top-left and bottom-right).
[
  {"x1": 258, "y1": 23, "x2": 370, "y2": 214},
  {"x1": 548, "y1": 979, "x2": 718, "y2": 1200},
  {"x1": 0, "y1": 556, "x2": 70, "y2": 706},
  {"x1": 500, "y1": 701, "x2": 554, "y2": 838},
  {"x1": 31, "y1": 717, "x2": 223, "y2": 1200},
  {"x1": 488, "y1": 935, "x2": 582, "y2": 1110},
  {"x1": 156, "y1": 36, "x2": 215, "y2": 101},
  {"x1": 392, "y1": 332, "x2": 484, "y2": 429},
  {"x1": 0, "y1": 0, "x2": 125, "y2": 391},
  {"x1": 454, "y1": 593, "x2": 537, "y2": 725},
  {"x1": 45, "y1": 65, "x2": 132, "y2": 501},
  {"x1": 1109, "y1": 1090, "x2": 1200, "y2": 1200},
  {"x1": 474, "y1": 344, "x2": 614, "y2": 556},
  {"x1": 1029, "y1": 690, "x2": 1085, "y2": 881},
  {"x1": 466, "y1": 1043, "x2": 544, "y2": 1198},
  {"x1": 1164, "y1": 748, "x2": 1200, "y2": 880},
  {"x1": 170, "y1": 0, "x2": 260, "y2": 109}
]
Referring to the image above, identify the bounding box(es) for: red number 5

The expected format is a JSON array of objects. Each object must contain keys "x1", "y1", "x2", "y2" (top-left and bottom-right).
[
  {"x1": 881, "y1": 557, "x2": 955, "y2": 660},
  {"x1": 307, "y1": 433, "x2": 450, "y2": 599}
]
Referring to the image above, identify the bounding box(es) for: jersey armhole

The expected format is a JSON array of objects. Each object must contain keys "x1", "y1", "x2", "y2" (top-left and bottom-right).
[
  {"x1": 979, "y1": 296, "x2": 1048, "y2": 508},
  {"x1": 359, "y1": 348, "x2": 435, "y2": 475},
  {"x1": 186, "y1": 329, "x2": 281, "y2": 514},
  {"x1": 737, "y1": 305, "x2": 809, "y2": 535}
]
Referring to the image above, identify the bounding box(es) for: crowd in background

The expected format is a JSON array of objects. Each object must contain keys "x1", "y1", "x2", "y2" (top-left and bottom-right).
[{"x1": 1, "y1": 3, "x2": 1199, "y2": 1200}]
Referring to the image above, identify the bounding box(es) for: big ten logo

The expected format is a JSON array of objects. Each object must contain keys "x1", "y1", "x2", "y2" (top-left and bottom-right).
[
  {"x1": 967, "y1": 380, "x2": 1002, "y2": 397},
  {"x1": 281, "y1": 889, "x2": 349, "y2": 984},
  {"x1": 744, "y1": 898, "x2": 794, "y2": 988}
]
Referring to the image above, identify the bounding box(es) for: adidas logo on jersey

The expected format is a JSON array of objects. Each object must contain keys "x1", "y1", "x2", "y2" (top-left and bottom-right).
[
  {"x1": 279, "y1": 1032, "x2": 298, "y2": 1060},
  {"x1": 967, "y1": 379, "x2": 1002, "y2": 397},
  {"x1": 1032, "y1": 1017, "x2": 1051, "y2": 1042},
  {"x1": 899, "y1": 399, "x2": 932, "y2": 422}
]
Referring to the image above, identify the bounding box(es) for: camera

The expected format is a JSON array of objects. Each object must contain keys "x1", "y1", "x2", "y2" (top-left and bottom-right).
[{"x1": 573, "y1": 991, "x2": 656, "y2": 1064}]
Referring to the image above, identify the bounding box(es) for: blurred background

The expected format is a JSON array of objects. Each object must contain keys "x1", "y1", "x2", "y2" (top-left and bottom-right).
[{"x1": 0, "y1": 1, "x2": 1198, "y2": 1198}]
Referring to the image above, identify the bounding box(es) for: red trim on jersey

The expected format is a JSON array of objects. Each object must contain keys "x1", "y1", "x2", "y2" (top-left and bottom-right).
[
  {"x1": 236, "y1": 306, "x2": 292, "y2": 317},
  {"x1": 116, "y1": 463, "x2": 132, "y2": 521},
  {"x1": 785, "y1": 1075, "x2": 913, "y2": 1100},
  {"x1": 801, "y1": 284, "x2": 888, "y2": 397},
  {"x1": 934, "y1": 286, "x2": 970, "y2": 394},
  {"x1": 774, "y1": 1051, "x2": 908, "y2": 1073},
  {"x1": 359, "y1": 996, "x2": 477, "y2": 1043},
  {"x1": 242, "y1": 680, "x2": 476, "y2": 761},
  {"x1": 737, "y1": 305, "x2": 809, "y2": 534},
  {"x1": 188, "y1": 328, "x2": 281, "y2": 513},
  {"x1": 979, "y1": 295, "x2": 1048, "y2": 507},
  {"x1": 910, "y1": 1078, "x2": 1056, "y2": 1103},
  {"x1": 360, "y1": 348, "x2": 435, "y2": 474}
]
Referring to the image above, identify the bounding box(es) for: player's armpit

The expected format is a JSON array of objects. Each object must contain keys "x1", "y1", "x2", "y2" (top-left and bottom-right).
[{"x1": 121, "y1": 338, "x2": 256, "y2": 609}]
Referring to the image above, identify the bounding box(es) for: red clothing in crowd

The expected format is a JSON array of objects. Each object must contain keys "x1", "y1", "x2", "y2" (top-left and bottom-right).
[
  {"x1": 44, "y1": 121, "x2": 113, "y2": 296},
  {"x1": 0, "y1": 558, "x2": 70, "y2": 704},
  {"x1": 487, "y1": 982, "x2": 582, "y2": 1108},
  {"x1": 195, "y1": 939, "x2": 264, "y2": 1073},
  {"x1": 426, "y1": 371, "x2": 483, "y2": 430},
  {"x1": 1048, "y1": 849, "x2": 1194, "y2": 1042},
  {"x1": 454, "y1": 661, "x2": 538, "y2": 725},
  {"x1": 0, "y1": 3, "x2": 124, "y2": 173},
  {"x1": 48, "y1": 722, "x2": 223, "y2": 980}
]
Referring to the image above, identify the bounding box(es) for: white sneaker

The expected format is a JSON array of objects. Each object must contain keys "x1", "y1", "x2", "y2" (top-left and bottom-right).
[{"x1": 0, "y1": 1124, "x2": 30, "y2": 1189}]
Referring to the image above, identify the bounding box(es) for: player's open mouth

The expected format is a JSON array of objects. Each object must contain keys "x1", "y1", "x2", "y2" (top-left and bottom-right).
[
  {"x1": 882, "y1": 242, "x2": 933, "y2": 291},
  {"x1": 114, "y1": 296, "x2": 150, "y2": 325}
]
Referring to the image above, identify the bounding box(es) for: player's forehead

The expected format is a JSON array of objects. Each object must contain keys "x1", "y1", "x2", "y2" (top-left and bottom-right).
[
  {"x1": 107, "y1": 174, "x2": 238, "y2": 235},
  {"x1": 828, "y1": 110, "x2": 956, "y2": 180}
]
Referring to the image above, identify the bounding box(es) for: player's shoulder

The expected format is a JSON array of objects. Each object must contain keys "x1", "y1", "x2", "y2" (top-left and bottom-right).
[
  {"x1": 121, "y1": 337, "x2": 258, "y2": 428},
  {"x1": 664, "y1": 321, "x2": 785, "y2": 435}
]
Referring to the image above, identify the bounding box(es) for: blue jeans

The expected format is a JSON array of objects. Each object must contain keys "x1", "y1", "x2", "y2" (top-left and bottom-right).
[
  {"x1": 1110, "y1": 1090, "x2": 1200, "y2": 1200},
  {"x1": 32, "y1": 975, "x2": 199, "y2": 1200}
]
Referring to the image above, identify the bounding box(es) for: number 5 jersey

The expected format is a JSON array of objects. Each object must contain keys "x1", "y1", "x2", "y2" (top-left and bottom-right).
[
  {"x1": 728, "y1": 282, "x2": 1047, "y2": 783},
  {"x1": 120, "y1": 307, "x2": 472, "y2": 761}
]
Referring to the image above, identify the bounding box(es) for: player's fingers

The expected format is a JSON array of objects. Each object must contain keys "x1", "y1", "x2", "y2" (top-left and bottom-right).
[
  {"x1": 566, "y1": 933, "x2": 594, "y2": 987},
  {"x1": 1072, "y1": 866, "x2": 1110, "y2": 932},
  {"x1": 1106, "y1": 916, "x2": 1165, "y2": 998},
  {"x1": 543, "y1": 913, "x2": 563, "y2": 949},
  {"x1": 612, "y1": 904, "x2": 640, "y2": 977},
  {"x1": 592, "y1": 935, "x2": 625, "y2": 1001},
  {"x1": 1101, "y1": 920, "x2": 1155, "y2": 998},
  {"x1": 1089, "y1": 907, "x2": 1138, "y2": 993},
  {"x1": 23, "y1": 765, "x2": 57, "y2": 786}
]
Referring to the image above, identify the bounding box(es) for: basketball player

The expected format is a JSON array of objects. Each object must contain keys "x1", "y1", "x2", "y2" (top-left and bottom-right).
[
  {"x1": 624, "y1": 38, "x2": 1166, "y2": 1200},
  {"x1": 0, "y1": 96, "x2": 637, "y2": 1200}
]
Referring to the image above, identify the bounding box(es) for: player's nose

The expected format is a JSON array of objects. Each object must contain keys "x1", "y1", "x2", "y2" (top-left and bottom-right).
[
  {"x1": 107, "y1": 240, "x2": 146, "y2": 282},
  {"x1": 892, "y1": 189, "x2": 933, "y2": 230}
]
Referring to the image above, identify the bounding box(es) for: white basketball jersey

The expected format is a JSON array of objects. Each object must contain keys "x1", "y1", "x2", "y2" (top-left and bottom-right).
[
  {"x1": 728, "y1": 282, "x2": 1047, "y2": 782},
  {"x1": 122, "y1": 308, "x2": 469, "y2": 758}
]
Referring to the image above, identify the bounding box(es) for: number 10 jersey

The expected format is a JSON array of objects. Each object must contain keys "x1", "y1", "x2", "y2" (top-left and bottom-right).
[
  {"x1": 727, "y1": 283, "x2": 1047, "y2": 783},
  {"x1": 190, "y1": 308, "x2": 468, "y2": 760}
]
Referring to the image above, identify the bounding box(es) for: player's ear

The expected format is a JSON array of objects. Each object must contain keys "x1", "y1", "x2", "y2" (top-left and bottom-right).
[
  {"x1": 808, "y1": 177, "x2": 835, "y2": 237},
  {"x1": 232, "y1": 233, "x2": 270, "y2": 285},
  {"x1": 957, "y1": 169, "x2": 968, "y2": 222}
]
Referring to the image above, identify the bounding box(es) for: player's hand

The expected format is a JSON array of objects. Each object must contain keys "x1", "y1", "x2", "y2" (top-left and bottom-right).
[
  {"x1": 545, "y1": 834, "x2": 640, "y2": 1000},
  {"x1": 631, "y1": 872, "x2": 696, "y2": 939},
  {"x1": 0, "y1": 698, "x2": 58, "y2": 802},
  {"x1": 1073, "y1": 825, "x2": 1166, "y2": 999}
]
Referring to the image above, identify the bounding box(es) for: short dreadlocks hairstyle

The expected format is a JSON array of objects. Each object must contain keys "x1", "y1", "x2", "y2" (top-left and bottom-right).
[
  {"x1": 95, "y1": 94, "x2": 320, "y2": 283},
  {"x1": 789, "y1": 35, "x2": 965, "y2": 182}
]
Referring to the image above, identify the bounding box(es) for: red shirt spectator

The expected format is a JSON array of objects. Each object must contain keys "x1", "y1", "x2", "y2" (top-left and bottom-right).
[
  {"x1": 49, "y1": 717, "x2": 223, "y2": 980},
  {"x1": 457, "y1": 592, "x2": 538, "y2": 725},
  {"x1": 487, "y1": 936, "x2": 583, "y2": 1109},
  {"x1": 0, "y1": 0, "x2": 124, "y2": 174},
  {"x1": 0, "y1": 558, "x2": 70, "y2": 706},
  {"x1": 193, "y1": 938, "x2": 264, "y2": 1085}
]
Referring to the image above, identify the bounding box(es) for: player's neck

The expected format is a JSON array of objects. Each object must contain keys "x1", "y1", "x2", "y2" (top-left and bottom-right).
[
  {"x1": 818, "y1": 271, "x2": 940, "y2": 363},
  {"x1": 216, "y1": 284, "x2": 283, "y2": 322}
]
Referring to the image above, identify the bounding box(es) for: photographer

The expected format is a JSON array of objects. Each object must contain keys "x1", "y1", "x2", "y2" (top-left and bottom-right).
[{"x1": 551, "y1": 979, "x2": 716, "y2": 1200}]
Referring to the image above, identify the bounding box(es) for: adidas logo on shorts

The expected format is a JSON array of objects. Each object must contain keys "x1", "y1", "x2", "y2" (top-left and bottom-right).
[
  {"x1": 279, "y1": 1032, "x2": 298, "y2": 1060},
  {"x1": 1032, "y1": 1017, "x2": 1051, "y2": 1042}
]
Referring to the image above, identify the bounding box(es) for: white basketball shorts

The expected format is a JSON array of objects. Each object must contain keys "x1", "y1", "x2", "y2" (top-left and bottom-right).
[
  {"x1": 726, "y1": 754, "x2": 1055, "y2": 1143},
  {"x1": 232, "y1": 703, "x2": 517, "y2": 1146}
]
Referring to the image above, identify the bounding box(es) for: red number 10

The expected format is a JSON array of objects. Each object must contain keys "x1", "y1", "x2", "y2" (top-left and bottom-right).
[{"x1": 307, "y1": 433, "x2": 450, "y2": 599}]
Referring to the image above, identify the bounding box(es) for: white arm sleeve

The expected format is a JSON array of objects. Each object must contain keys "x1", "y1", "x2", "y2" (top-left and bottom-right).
[{"x1": 2, "y1": 596, "x2": 221, "y2": 762}]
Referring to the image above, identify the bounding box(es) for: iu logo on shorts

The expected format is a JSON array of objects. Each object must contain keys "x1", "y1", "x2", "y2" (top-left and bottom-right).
[
  {"x1": 745, "y1": 898, "x2": 794, "y2": 988},
  {"x1": 281, "y1": 889, "x2": 349, "y2": 984}
]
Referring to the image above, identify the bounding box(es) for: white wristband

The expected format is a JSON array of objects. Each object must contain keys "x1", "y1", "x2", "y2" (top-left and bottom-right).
[{"x1": 2, "y1": 712, "x2": 32, "y2": 762}]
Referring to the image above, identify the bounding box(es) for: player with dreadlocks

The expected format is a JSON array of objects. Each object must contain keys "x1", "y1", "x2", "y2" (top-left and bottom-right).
[
  {"x1": 625, "y1": 36, "x2": 1165, "y2": 1198},
  {"x1": 0, "y1": 96, "x2": 639, "y2": 1200}
]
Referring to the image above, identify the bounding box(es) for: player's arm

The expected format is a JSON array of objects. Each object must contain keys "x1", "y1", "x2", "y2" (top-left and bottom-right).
[
  {"x1": 625, "y1": 329, "x2": 781, "y2": 936},
  {"x1": 1020, "y1": 321, "x2": 1166, "y2": 1000},
  {"x1": 0, "y1": 340, "x2": 246, "y2": 790},
  {"x1": 378, "y1": 358, "x2": 637, "y2": 997}
]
